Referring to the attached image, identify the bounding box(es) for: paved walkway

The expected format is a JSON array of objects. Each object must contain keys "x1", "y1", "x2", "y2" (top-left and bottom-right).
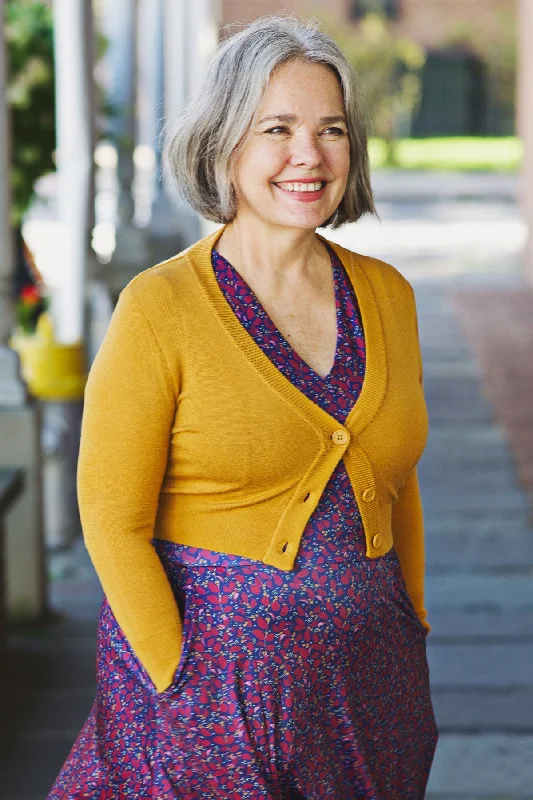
[
  {"x1": 453, "y1": 287, "x2": 533, "y2": 503},
  {"x1": 416, "y1": 279, "x2": 533, "y2": 799},
  {"x1": 2, "y1": 174, "x2": 533, "y2": 798}
]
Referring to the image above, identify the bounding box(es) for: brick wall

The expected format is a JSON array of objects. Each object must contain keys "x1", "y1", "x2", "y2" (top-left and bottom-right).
[
  {"x1": 220, "y1": 0, "x2": 515, "y2": 48},
  {"x1": 398, "y1": 0, "x2": 514, "y2": 49},
  {"x1": 221, "y1": 0, "x2": 346, "y2": 35}
]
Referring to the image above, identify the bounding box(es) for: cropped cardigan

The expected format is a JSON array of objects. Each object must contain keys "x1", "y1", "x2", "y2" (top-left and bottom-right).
[{"x1": 77, "y1": 227, "x2": 430, "y2": 693}]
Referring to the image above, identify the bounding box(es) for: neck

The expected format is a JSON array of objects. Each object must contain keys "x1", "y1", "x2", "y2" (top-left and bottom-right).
[{"x1": 216, "y1": 216, "x2": 326, "y2": 285}]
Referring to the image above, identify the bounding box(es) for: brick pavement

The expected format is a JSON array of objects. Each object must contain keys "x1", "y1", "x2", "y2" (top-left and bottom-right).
[
  {"x1": 412, "y1": 280, "x2": 533, "y2": 799},
  {"x1": 452, "y1": 287, "x2": 533, "y2": 507}
]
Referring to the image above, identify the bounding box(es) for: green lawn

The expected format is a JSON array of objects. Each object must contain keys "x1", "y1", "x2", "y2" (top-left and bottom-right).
[{"x1": 368, "y1": 137, "x2": 522, "y2": 172}]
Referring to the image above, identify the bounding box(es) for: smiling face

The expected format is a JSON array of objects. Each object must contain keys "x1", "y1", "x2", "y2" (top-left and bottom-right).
[{"x1": 230, "y1": 58, "x2": 351, "y2": 234}]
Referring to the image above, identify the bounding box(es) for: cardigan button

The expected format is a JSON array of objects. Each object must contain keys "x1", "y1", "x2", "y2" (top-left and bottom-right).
[
  {"x1": 362, "y1": 487, "x2": 376, "y2": 503},
  {"x1": 372, "y1": 533, "x2": 383, "y2": 549},
  {"x1": 331, "y1": 429, "x2": 350, "y2": 446}
]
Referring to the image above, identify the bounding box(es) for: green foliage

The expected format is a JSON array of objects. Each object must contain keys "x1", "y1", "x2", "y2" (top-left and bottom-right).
[
  {"x1": 369, "y1": 136, "x2": 522, "y2": 172},
  {"x1": 15, "y1": 283, "x2": 50, "y2": 334},
  {"x1": 323, "y1": 13, "x2": 426, "y2": 164},
  {"x1": 5, "y1": 0, "x2": 56, "y2": 223}
]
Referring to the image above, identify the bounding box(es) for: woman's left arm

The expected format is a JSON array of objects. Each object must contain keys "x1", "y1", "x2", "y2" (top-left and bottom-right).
[
  {"x1": 391, "y1": 467, "x2": 429, "y2": 632},
  {"x1": 391, "y1": 280, "x2": 429, "y2": 632}
]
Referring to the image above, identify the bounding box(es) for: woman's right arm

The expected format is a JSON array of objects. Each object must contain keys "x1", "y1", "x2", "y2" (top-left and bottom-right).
[{"x1": 77, "y1": 286, "x2": 182, "y2": 693}]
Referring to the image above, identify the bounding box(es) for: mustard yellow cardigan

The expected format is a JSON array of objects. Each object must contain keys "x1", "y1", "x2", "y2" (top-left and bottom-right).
[{"x1": 77, "y1": 227, "x2": 429, "y2": 693}]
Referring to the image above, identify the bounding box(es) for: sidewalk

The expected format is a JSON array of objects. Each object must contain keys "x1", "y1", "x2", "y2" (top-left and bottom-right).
[
  {"x1": 372, "y1": 169, "x2": 519, "y2": 203},
  {"x1": 416, "y1": 279, "x2": 533, "y2": 798}
]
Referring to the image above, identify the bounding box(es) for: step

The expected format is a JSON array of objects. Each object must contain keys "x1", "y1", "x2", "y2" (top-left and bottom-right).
[
  {"x1": 421, "y1": 487, "x2": 530, "y2": 514},
  {"x1": 431, "y1": 688, "x2": 533, "y2": 732},
  {"x1": 427, "y1": 642, "x2": 533, "y2": 688},
  {"x1": 428, "y1": 611, "x2": 533, "y2": 640},
  {"x1": 420, "y1": 471, "x2": 525, "y2": 495},
  {"x1": 424, "y1": 515, "x2": 532, "y2": 538},
  {"x1": 427, "y1": 734, "x2": 533, "y2": 795},
  {"x1": 425, "y1": 529, "x2": 533, "y2": 570},
  {"x1": 426, "y1": 574, "x2": 533, "y2": 612}
]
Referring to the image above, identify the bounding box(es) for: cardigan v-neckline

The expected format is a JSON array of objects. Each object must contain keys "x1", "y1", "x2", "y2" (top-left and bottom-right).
[
  {"x1": 184, "y1": 227, "x2": 388, "y2": 441},
  {"x1": 211, "y1": 244, "x2": 347, "y2": 385}
]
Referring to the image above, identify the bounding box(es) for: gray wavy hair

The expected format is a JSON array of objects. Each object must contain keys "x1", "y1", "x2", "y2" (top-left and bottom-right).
[{"x1": 163, "y1": 15, "x2": 375, "y2": 228}]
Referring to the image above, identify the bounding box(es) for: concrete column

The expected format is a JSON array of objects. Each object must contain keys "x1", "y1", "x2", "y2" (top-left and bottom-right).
[
  {"x1": 0, "y1": 0, "x2": 46, "y2": 620},
  {"x1": 518, "y1": 0, "x2": 533, "y2": 284}
]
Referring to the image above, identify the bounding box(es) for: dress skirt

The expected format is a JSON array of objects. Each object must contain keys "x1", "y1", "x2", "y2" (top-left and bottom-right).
[{"x1": 48, "y1": 246, "x2": 438, "y2": 799}]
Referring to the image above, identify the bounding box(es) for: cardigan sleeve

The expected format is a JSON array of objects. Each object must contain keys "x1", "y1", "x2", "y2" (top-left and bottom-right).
[
  {"x1": 77, "y1": 286, "x2": 183, "y2": 692},
  {"x1": 391, "y1": 279, "x2": 429, "y2": 632},
  {"x1": 391, "y1": 467, "x2": 429, "y2": 632}
]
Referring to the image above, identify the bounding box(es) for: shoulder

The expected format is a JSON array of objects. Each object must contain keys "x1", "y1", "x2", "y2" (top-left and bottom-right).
[
  {"x1": 121, "y1": 249, "x2": 196, "y2": 308},
  {"x1": 118, "y1": 229, "x2": 220, "y2": 317},
  {"x1": 322, "y1": 236, "x2": 416, "y2": 316}
]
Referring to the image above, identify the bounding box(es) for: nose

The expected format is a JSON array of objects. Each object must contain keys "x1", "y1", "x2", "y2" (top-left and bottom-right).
[{"x1": 288, "y1": 130, "x2": 324, "y2": 169}]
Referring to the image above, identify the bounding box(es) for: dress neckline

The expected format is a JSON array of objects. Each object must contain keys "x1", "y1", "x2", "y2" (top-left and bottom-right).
[{"x1": 211, "y1": 244, "x2": 345, "y2": 384}]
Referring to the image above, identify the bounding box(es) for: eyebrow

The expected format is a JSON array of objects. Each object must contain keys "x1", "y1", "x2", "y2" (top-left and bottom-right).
[{"x1": 257, "y1": 114, "x2": 347, "y2": 125}]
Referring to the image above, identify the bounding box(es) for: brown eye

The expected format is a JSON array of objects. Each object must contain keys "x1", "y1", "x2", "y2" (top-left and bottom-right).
[{"x1": 321, "y1": 127, "x2": 346, "y2": 137}]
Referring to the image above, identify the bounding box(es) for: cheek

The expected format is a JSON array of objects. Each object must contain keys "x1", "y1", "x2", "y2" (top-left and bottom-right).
[
  {"x1": 246, "y1": 141, "x2": 289, "y2": 177},
  {"x1": 328, "y1": 143, "x2": 350, "y2": 177}
]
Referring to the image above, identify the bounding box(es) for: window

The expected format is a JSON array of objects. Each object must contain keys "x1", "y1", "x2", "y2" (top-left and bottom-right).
[{"x1": 348, "y1": 0, "x2": 401, "y2": 21}]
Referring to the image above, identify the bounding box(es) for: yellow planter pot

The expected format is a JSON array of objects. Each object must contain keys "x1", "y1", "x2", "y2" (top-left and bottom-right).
[{"x1": 10, "y1": 313, "x2": 87, "y2": 401}]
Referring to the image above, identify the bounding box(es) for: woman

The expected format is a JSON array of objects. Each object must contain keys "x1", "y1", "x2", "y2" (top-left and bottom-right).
[{"x1": 49, "y1": 15, "x2": 437, "y2": 800}]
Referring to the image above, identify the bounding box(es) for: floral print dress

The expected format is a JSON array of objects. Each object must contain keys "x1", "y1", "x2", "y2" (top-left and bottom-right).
[{"x1": 48, "y1": 245, "x2": 437, "y2": 800}]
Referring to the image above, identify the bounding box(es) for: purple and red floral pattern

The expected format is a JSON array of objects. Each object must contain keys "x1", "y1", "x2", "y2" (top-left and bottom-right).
[{"x1": 48, "y1": 245, "x2": 437, "y2": 799}]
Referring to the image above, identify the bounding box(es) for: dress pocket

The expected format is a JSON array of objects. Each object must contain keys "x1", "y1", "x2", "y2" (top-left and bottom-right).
[
  {"x1": 386, "y1": 548, "x2": 428, "y2": 639},
  {"x1": 156, "y1": 582, "x2": 197, "y2": 700}
]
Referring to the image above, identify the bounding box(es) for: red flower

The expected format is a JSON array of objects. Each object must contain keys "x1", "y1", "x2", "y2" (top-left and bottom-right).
[{"x1": 20, "y1": 284, "x2": 40, "y2": 305}]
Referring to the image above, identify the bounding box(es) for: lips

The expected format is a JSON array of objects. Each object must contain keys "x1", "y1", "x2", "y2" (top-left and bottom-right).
[
  {"x1": 273, "y1": 180, "x2": 328, "y2": 202},
  {"x1": 274, "y1": 180, "x2": 327, "y2": 192}
]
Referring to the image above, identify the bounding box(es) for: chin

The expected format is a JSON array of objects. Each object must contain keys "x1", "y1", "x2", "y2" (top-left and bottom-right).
[{"x1": 278, "y1": 211, "x2": 334, "y2": 230}]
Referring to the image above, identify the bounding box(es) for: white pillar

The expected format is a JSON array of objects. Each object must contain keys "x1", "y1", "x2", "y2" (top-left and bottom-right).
[
  {"x1": 163, "y1": 0, "x2": 220, "y2": 145},
  {"x1": 163, "y1": 0, "x2": 220, "y2": 242},
  {"x1": 52, "y1": 0, "x2": 94, "y2": 344},
  {"x1": 135, "y1": 0, "x2": 164, "y2": 227},
  {"x1": 187, "y1": 0, "x2": 220, "y2": 98},
  {"x1": 163, "y1": 0, "x2": 188, "y2": 124},
  {"x1": 518, "y1": 0, "x2": 533, "y2": 284},
  {"x1": 137, "y1": 0, "x2": 164, "y2": 151},
  {"x1": 101, "y1": 0, "x2": 137, "y2": 225},
  {"x1": 0, "y1": 0, "x2": 15, "y2": 345}
]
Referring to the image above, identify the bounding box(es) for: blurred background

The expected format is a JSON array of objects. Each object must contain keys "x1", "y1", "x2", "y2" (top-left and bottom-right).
[{"x1": 1, "y1": 0, "x2": 533, "y2": 797}]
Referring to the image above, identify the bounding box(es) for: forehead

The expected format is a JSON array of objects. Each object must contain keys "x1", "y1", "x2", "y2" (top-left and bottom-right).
[{"x1": 259, "y1": 59, "x2": 344, "y2": 112}]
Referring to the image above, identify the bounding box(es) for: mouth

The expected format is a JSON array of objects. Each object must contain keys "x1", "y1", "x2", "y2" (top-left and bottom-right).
[
  {"x1": 272, "y1": 180, "x2": 329, "y2": 203},
  {"x1": 273, "y1": 180, "x2": 328, "y2": 193}
]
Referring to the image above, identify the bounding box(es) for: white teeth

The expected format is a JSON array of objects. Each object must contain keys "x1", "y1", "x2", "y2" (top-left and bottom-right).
[{"x1": 277, "y1": 181, "x2": 324, "y2": 192}]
